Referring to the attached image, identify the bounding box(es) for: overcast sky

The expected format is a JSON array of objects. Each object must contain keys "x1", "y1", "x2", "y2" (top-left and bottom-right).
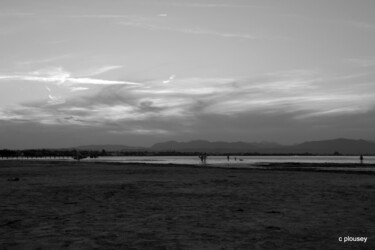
[{"x1": 1, "y1": 0, "x2": 375, "y2": 148}]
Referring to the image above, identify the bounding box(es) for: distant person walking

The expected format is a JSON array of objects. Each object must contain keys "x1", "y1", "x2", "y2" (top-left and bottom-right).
[
  {"x1": 199, "y1": 155, "x2": 203, "y2": 164},
  {"x1": 199, "y1": 154, "x2": 207, "y2": 164},
  {"x1": 360, "y1": 155, "x2": 364, "y2": 165},
  {"x1": 227, "y1": 155, "x2": 230, "y2": 161}
]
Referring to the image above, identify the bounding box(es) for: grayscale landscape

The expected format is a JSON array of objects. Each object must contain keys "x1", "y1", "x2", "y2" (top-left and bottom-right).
[{"x1": 1, "y1": 0, "x2": 375, "y2": 249}]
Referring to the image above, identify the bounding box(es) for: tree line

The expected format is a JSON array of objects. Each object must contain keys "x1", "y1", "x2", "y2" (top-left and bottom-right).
[
  {"x1": 0, "y1": 149, "x2": 102, "y2": 159},
  {"x1": 1, "y1": 148, "x2": 343, "y2": 159}
]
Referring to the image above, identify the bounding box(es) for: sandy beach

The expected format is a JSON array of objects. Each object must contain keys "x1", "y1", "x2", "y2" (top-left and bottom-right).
[{"x1": 0, "y1": 160, "x2": 374, "y2": 249}]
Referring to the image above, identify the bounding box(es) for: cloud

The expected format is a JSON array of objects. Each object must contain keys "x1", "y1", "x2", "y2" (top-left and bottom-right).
[
  {"x1": 68, "y1": 14, "x2": 135, "y2": 19},
  {"x1": 340, "y1": 20, "x2": 375, "y2": 31},
  {"x1": 70, "y1": 87, "x2": 89, "y2": 92},
  {"x1": 152, "y1": 2, "x2": 265, "y2": 8},
  {"x1": 15, "y1": 54, "x2": 75, "y2": 67},
  {"x1": 162, "y1": 74, "x2": 175, "y2": 84},
  {"x1": 109, "y1": 128, "x2": 170, "y2": 135},
  {"x1": 2, "y1": 69, "x2": 375, "y2": 142},
  {"x1": 0, "y1": 12, "x2": 34, "y2": 18},
  {"x1": 48, "y1": 95, "x2": 65, "y2": 105},
  {"x1": 65, "y1": 77, "x2": 130, "y2": 85},
  {"x1": 78, "y1": 65, "x2": 124, "y2": 77},
  {"x1": 119, "y1": 21, "x2": 258, "y2": 40},
  {"x1": 68, "y1": 12, "x2": 258, "y2": 40},
  {"x1": 0, "y1": 67, "x2": 141, "y2": 86},
  {"x1": 344, "y1": 58, "x2": 375, "y2": 68}
]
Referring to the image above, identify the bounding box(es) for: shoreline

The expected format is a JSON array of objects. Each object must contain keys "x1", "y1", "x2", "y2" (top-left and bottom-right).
[{"x1": 1, "y1": 159, "x2": 375, "y2": 175}]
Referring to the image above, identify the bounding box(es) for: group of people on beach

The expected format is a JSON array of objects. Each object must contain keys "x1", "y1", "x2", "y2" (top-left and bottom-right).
[
  {"x1": 199, "y1": 153, "x2": 208, "y2": 164},
  {"x1": 199, "y1": 154, "x2": 366, "y2": 165},
  {"x1": 227, "y1": 155, "x2": 239, "y2": 161}
]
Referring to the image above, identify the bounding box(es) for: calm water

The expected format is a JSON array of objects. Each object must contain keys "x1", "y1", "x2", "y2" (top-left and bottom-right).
[
  {"x1": 82, "y1": 155, "x2": 375, "y2": 172},
  {"x1": 83, "y1": 155, "x2": 375, "y2": 165},
  {"x1": 3, "y1": 155, "x2": 375, "y2": 172}
]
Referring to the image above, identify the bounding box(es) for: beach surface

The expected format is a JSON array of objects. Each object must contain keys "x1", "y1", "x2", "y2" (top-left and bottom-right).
[{"x1": 0, "y1": 160, "x2": 374, "y2": 249}]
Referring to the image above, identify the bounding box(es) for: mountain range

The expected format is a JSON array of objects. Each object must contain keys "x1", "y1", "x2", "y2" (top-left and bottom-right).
[{"x1": 75, "y1": 138, "x2": 375, "y2": 155}]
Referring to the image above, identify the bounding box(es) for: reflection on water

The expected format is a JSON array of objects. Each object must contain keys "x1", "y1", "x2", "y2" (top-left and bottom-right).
[
  {"x1": 82, "y1": 155, "x2": 375, "y2": 173},
  {"x1": 2, "y1": 155, "x2": 374, "y2": 172},
  {"x1": 84, "y1": 155, "x2": 375, "y2": 166}
]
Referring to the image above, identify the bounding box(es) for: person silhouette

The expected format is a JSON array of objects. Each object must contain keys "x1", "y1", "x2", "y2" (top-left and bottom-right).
[
  {"x1": 227, "y1": 155, "x2": 230, "y2": 161},
  {"x1": 199, "y1": 155, "x2": 203, "y2": 164},
  {"x1": 360, "y1": 155, "x2": 364, "y2": 165},
  {"x1": 203, "y1": 153, "x2": 207, "y2": 164}
]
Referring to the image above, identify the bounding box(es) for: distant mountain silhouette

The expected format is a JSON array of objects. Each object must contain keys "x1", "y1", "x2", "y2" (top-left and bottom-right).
[
  {"x1": 150, "y1": 140, "x2": 282, "y2": 153},
  {"x1": 278, "y1": 138, "x2": 375, "y2": 154},
  {"x1": 75, "y1": 144, "x2": 145, "y2": 151},
  {"x1": 74, "y1": 138, "x2": 375, "y2": 154}
]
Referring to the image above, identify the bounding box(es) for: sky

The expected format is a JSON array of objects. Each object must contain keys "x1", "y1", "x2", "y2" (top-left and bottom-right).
[{"x1": 1, "y1": 0, "x2": 375, "y2": 148}]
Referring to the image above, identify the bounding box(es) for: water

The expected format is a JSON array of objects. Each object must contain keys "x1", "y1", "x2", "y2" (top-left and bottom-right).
[
  {"x1": 82, "y1": 155, "x2": 375, "y2": 173},
  {"x1": 83, "y1": 155, "x2": 375, "y2": 165},
  {"x1": 3, "y1": 155, "x2": 374, "y2": 172}
]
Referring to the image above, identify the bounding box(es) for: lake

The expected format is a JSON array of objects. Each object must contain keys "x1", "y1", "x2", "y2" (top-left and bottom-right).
[{"x1": 83, "y1": 155, "x2": 375, "y2": 165}]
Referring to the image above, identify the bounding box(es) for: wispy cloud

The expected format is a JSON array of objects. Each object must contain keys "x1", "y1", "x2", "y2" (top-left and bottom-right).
[
  {"x1": 335, "y1": 20, "x2": 375, "y2": 32},
  {"x1": 0, "y1": 12, "x2": 34, "y2": 18},
  {"x1": 47, "y1": 94, "x2": 65, "y2": 105},
  {"x1": 119, "y1": 21, "x2": 258, "y2": 40},
  {"x1": 68, "y1": 14, "x2": 135, "y2": 19},
  {"x1": 344, "y1": 57, "x2": 375, "y2": 67},
  {"x1": 296, "y1": 106, "x2": 371, "y2": 119},
  {"x1": 162, "y1": 74, "x2": 176, "y2": 84},
  {"x1": 68, "y1": 12, "x2": 258, "y2": 40},
  {"x1": 15, "y1": 55, "x2": 75, "y2": 67},
  {"x1": 2, "y1": 69, "x2": 375, "y2": 136},
  {"x1": 70, "y1": 87, "x2": 89, "y2": 92},
  {"x1": 151, "y1": 2, "x2": 266, "y2": 8},
  {"x1": 0, "y1": 67, "x2": 140, "y2": 86},
  {"x1": 78, "y1": 65, "x2": 124, "y2": 77}
]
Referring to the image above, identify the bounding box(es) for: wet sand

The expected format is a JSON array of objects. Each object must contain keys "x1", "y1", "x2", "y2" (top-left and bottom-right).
[{"x1": 0, "y1": 160, "x2": 374, "y2": 249}]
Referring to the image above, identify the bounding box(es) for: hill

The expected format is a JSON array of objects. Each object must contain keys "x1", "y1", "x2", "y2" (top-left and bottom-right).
[
  {"x1": 74, "y1": 138, "x2": 375, "y2": 155},
  {"x1": 75, "y1": 144, "x2": 145, "y2": 151},
  {"x1": 280, "y1": 138, "x2": 375, "y2": 155},
  {"x1": 149, "y1": 140, "x2": 281, "y2": 153}
]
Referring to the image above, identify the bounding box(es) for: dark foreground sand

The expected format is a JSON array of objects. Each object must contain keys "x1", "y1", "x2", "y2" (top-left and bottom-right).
[{"x1": 0, "y1": 161, "x2": 374, "y2": 250}]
